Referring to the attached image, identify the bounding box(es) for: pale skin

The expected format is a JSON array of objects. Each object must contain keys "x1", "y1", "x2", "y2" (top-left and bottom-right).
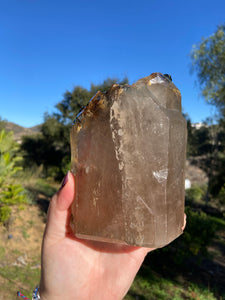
[{"x1": 40, "y1": 171, "x2": 186, "y2": 300}]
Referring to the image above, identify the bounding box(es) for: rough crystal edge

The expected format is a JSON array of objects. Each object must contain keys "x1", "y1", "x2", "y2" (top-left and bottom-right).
[{"x1": 74, "y1": 229, "x2": 184, "y2": 249}]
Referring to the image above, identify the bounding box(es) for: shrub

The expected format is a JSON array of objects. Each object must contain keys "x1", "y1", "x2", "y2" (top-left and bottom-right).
[
  {"x1": 182, "y1": 207, "x2": 217, "y2": 257},
  {"x1": 185, "y1": 185, "x2": 206, "y2": 203},
  {"x1": 218, "y1": 184, "x2": 225, "y2": 205},
  {"x1": 0, "y1": 129, "x2": 28, "y2": 223},
  {"x1": 147, "y1": 206, "x2": 221, "y2": 271},
  {"x1": 0, "y1": 206, "x2": 11, "y2": 223}
]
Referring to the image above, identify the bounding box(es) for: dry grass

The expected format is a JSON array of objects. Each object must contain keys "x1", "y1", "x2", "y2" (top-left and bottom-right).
[{"x1": 0, "y1": 205, "x2": 45, "y2": 299}]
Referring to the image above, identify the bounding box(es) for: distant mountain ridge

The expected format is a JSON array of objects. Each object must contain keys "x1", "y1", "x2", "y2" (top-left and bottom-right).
[{"x1": 4, "y1": 121, "x2": 41, "y2": 142}]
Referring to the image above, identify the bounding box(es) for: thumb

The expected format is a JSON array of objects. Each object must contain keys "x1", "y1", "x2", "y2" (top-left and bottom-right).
[{"x1": 44, "y1": 171, "x2": 75, "y2": 240}]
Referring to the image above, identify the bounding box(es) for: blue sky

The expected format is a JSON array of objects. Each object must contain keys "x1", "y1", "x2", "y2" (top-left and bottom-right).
[{"x1": 0, "y1": 0, "x2": 224, "y2": 127}]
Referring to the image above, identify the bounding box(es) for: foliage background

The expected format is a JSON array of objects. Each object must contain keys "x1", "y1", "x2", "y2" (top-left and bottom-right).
[{"x1": 0, "y1": 24, "x2": 225, "y2": 299}]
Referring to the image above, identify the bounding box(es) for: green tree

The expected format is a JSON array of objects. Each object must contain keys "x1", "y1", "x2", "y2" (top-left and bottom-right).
[
  {"x1": 191, "y1": 24, "x2": 225, "y2": 199},
  {"x1": 191, "y1": 24, "x2": 225, "y2": 117},
  {"x1": 183, "y1": 113, "x2": 198, "y2": 157}
]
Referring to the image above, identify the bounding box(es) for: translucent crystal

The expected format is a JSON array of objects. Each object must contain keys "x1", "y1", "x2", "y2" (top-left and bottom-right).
[{"x1": 70, "y1": 73, "x2": 187, "y2": 248}]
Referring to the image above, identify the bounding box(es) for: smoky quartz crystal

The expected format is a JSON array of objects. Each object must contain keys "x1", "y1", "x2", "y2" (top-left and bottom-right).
[{"x1": 70, "y1": 72, "x2": 187, "y2": 248}]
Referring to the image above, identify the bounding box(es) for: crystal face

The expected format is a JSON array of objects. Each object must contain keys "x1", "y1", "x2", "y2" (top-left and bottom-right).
[{"x1": 70, "y1": 73, "x2": 187, "y2": 248}]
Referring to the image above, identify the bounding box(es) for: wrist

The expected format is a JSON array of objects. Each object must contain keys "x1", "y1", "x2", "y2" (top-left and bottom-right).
[
  {"x1": 32, "y1": 285, "x2": 41, "y2": 300},
  {"x1": 17, "y1": 285, "x2": 41, "y2": 300}
]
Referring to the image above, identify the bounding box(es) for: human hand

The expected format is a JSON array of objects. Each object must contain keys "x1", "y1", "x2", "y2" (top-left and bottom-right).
[{"x1": 39, "y1": 171, "x2": 153, "y2": 300}]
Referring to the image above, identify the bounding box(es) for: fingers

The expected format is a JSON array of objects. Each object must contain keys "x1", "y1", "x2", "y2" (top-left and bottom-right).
[
  {"x1": 44, "y1": 171, "x2": 75, "y2": 239},
  {"x1": 182, "y1": 213, "x2": 187, "y2": 231}
]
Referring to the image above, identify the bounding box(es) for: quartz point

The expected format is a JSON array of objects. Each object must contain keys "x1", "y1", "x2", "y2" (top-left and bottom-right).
[{"x1": 70, "y1": 72, "x2": 187, "y2": 248}]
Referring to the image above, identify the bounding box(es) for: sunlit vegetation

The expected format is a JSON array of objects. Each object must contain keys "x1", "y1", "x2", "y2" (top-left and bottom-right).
[{"x1": 0, "y1": 24, "x2": 225, "y2": 299}]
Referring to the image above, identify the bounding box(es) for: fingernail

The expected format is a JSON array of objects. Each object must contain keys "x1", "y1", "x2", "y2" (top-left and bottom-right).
[{"x1": 59, "y1": 171, "x2": 70, "y2": 191}]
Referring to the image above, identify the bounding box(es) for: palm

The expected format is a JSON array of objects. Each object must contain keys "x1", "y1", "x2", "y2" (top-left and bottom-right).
[
  {"x1": 40, "y1": 172, "x2": 151, "y2": 300},
  {"x1": 43, "y1": 235, "x2": 149, "y2": 300}
]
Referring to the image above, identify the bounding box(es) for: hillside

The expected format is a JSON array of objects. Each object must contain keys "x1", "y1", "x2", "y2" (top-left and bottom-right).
[{"x1": 4, "y1": 121, "x2": 41, "y2": 143}]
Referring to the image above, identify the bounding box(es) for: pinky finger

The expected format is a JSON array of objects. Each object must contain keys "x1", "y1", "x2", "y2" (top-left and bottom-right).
[{"x1": 181, "y1": 213, "x2": 187, "y2": 231}]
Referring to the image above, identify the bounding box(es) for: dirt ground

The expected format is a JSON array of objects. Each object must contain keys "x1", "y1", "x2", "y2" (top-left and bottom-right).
[
  {"x1": 0, "y1": 200, "x2": 224, "y2": 299},
  {"x1": 0, "y1": 204, "x2": 46, "y2": 299}
]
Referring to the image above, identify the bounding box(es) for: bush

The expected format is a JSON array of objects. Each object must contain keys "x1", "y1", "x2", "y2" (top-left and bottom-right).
[
  {"x1": 0, "y1": 129, "x2": 28, "y2": 223},
  {"x1": 182, "y1": 207, "x2": 217, "y2": 257},
  {"x1": 218, "y1": 184, "x2": 225, "y2": 205},
  {"x1": 0, "y1": 206, "x2": 11, "y2": 223},
  {"x1": 185, "y1": 185, "x2": 206, "y2": 203},
  {"x1": 147, "y1": 206, "x2": 223, "y2": 271}
]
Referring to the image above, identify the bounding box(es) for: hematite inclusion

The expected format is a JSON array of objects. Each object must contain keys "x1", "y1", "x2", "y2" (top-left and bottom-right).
[{"x1": 70, "y1": 73, "x2": 187, "y2": 248}]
